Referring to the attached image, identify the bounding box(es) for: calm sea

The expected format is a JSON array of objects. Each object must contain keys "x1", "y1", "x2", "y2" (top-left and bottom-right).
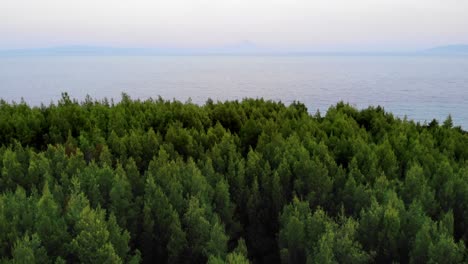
[{"x1": 1, "y1": 55, "x2": 467, "y2": 128}]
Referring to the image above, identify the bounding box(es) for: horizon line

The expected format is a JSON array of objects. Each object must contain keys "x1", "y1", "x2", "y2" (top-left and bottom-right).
[{"x1": 1, "y1": 44, "x2": 468, "y2": 56}]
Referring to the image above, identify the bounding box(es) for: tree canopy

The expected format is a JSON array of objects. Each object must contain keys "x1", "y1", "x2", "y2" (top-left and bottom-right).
[{"x1": 0, "y1": 93, "x2": 467, "y2": 263}]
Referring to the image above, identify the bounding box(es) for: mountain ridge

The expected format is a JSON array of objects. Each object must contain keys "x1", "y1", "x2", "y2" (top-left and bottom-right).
[
  {"x1": 1, "y1": 44, "x2": 468, "y2": 56},
  {"x1": 425, "y1": 44, "x2": 468, "y2": 54}
]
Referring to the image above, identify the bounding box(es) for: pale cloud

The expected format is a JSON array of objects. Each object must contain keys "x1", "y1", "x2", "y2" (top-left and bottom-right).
[{"x1": 1, "y1": 0, "x2": 468, "y2": 50}]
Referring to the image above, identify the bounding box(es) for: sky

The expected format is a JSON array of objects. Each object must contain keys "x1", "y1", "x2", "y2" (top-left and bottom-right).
[{"x1": 1, "y1": 0, "x2": 468, "y2": 51}]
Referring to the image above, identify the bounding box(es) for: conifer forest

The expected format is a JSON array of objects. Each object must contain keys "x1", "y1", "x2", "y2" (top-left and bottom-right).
[{"x1": 0, "y1": 93, "x2": 467, "y2": 263}]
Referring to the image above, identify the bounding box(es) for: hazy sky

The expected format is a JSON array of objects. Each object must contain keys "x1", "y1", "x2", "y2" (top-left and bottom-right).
[{"x1": 2, "y1": 0, "x2": 468, "y2": 51}]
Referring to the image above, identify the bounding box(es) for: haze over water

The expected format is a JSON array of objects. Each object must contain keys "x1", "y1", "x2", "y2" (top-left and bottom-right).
[{"x1": 1, "y1": 55, "x2": 467, "y2": 128}]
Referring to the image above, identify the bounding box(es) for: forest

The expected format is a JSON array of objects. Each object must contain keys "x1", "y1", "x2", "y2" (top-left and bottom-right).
[{"x1": 0, "y1": 93, "x2": 467, "y2": 263}]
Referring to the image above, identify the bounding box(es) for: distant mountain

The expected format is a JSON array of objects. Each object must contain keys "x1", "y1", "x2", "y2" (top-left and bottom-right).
[
  {"x1": 0, "y1": 46, "x2": 177, "y2": 56},
  {"x1": 211, "y1": 40, "x2": 263, "y2": 53},
  {"x1": 0, "y1": 42, "x2": 267, "y2": 56},
  {"x1": 2, "y1": 44, "x2": 468, "y2": 56},
  {"x1": 426, "y1": 45, "x2": 468, "y2": 54}
]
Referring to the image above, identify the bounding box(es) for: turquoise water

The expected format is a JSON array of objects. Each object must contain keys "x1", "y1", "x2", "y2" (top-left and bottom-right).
[{"x1": 1, "y1": 55, "x2": 467, "y2": 128}]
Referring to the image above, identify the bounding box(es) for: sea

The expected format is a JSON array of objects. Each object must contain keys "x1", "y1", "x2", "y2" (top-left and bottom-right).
[{"x1": 0, "y1": 55, "x2": 467, "y2": 128}]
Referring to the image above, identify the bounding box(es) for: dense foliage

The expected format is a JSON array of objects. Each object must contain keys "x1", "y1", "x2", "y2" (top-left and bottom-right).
[{"x1": 0, "y1": 93, "x2": 467, "y2": 263}]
